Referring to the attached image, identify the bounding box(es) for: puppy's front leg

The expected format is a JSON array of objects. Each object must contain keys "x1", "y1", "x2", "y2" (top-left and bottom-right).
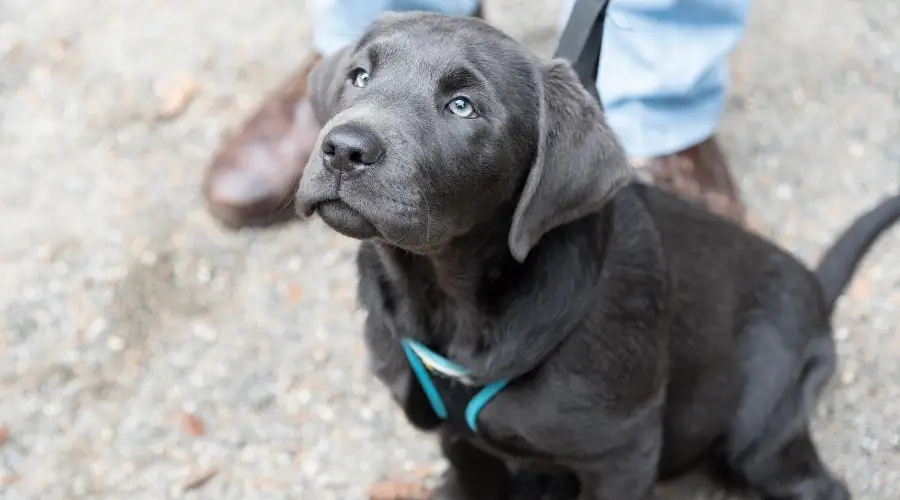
[
  {"x1": 362, "y1": 313, "x2": 443, "y2": 430},
  {"x1": 431, "y1": 431, "x2": 512, "y2": 500}
]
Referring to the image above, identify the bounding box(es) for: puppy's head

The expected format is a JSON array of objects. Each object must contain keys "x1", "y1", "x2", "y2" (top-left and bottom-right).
[{"x1": 296, "y1": 12, "x2": 631, "y2": 261}]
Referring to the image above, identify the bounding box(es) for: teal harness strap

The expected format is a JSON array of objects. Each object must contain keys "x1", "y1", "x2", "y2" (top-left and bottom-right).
[
  {"x1": 463, "y1": 379, "x2": 509, "y2": 431},
  {"x1": 400, "y1": 339, "x2": 509, "y2": 433},
  {"x1": 400, "y1": 340, "x2": 448, "y2": 419}
]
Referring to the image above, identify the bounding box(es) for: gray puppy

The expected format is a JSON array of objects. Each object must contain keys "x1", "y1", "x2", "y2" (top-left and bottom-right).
[{"x1": 296, "y1": 11, "x2": 900, "y2": 500}]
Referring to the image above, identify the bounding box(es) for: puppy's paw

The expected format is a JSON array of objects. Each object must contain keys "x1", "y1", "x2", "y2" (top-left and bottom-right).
[
  {"x1": 509, "y1": 471, "x2": 579, "y2": 500},
  {"x1": 428, "y1": 470, "x2": 577, "y2": 500},
  {"x1": 429, "y1": 471, "x2": 507, "y2": 500},
  {"x1": 428, "y1": 478, "x2": 474, "y2": 500},
  {"x1": 797, "y1": 475, "x2": 851, "y2": 500},
  {"x1": 819, "y1": 479, "x2": 851, "y2": 500},
  {"x1": 769, "y1": 477, "x2": 851, "y2": 500}
]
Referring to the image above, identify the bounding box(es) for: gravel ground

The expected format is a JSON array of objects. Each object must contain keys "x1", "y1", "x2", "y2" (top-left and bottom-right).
[{"x1": 1, "y1": 0, "x2": 899, "y2": 499}]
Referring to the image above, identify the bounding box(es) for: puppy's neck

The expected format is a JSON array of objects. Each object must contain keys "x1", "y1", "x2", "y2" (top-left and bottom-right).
[
  {"x1": 373, "y1": 210, "x2": 612, "y2": 383},
  {"x1": 377, "y1": 217, "x2": 514, "y2": 310}
]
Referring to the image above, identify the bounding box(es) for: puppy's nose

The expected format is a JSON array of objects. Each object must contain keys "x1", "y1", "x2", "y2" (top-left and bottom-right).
[{"x1": 321, "y1": 123, "x2": 385, "y2": 173}]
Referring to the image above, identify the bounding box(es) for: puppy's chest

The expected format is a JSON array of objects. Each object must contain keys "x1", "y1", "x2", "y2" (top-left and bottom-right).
[
  {"x1": 390, "y1": 299, "x2": 538, "y2": 443},
  {"x1": 381, "y1": 295, "x2": 605, "y2": 466},
  {"x1": 439, "y1": 376, "x2": 587, "y2": 470},
  {"x1": 373, "y1": 266, "x2": 579, "y2": 461},
  {"x1": 409, "y1": 360, "x2": 559, "y2": 463}
]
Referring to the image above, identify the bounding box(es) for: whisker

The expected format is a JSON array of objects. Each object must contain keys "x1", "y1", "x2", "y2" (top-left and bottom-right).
[{"x1": 274, "y1": 189, "x2": 296, "y2": 214}]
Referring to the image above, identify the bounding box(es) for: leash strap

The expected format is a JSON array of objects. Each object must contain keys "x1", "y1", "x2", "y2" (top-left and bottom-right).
[{"x1": 552, "y1": 0, "x2": 611, "y2": 103}]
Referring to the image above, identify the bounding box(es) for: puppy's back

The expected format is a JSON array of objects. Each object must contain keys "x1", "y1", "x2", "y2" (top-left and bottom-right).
[{"x1": 632, "y1": 183, "x2": 828, "y2": 333}]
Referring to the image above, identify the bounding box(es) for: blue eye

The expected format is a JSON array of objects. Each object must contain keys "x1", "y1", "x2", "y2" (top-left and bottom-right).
[
  {"x1": 448, "y1": 97, "x2": 477, "y2": 118},
  {"x1": 351, "y1": 69, "x2": 370, "y2": 88}
]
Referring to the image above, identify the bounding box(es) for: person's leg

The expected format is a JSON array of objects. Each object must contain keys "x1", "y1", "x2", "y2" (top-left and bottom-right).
[
  {"x1": 560, "y1": 0, "x2": 750, "y2": 223},
  {"x1": 312, "y1": 0, "x2": 481, "y2": 57},
  {"x1": 203, "y1": 0, "x2": 480, "y2": 228}
]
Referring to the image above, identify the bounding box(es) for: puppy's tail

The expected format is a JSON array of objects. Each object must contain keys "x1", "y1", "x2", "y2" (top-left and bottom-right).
[{"x1": 815, "y1": 193, "x2": 900, "y2": 314}]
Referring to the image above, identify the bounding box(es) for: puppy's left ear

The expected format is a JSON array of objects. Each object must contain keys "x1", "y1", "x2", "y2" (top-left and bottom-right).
[
  {"x1": 508, "y1": 59, "x2": 634, "y2": 262},
  {"x1": 307, "y1": 44, "x2": 354, "y2": 125}
]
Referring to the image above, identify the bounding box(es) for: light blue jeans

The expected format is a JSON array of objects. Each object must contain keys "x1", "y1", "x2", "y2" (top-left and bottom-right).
[{"x1": 309, "y1": 0, "x2": 749, "y2": 158}]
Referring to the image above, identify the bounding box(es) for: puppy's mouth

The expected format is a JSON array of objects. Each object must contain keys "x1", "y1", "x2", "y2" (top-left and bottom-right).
[{"x1": 311, "y1": 199, "x2": 380, "y2": 240}]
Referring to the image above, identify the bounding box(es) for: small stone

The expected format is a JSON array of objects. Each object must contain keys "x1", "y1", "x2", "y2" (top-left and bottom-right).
[
  {"x1": 192, "y1": 322, "x2": 217, "y2": 342},
  {"x1": 296, "y1": 388, "x2": 312, "y2": 405},
  {"x1": 311, "y1": 348, "x2": 328, "y2": 363},
  {"x1": 106, "y1": 335, "x2": 125, "y2": 351},
  {"x1": 139, "y1": 251, "x2": 158, "y2": 265},
  {"x1": 196, "y1": 264, "x2": 212, "y2": 284},
  {"x1": 0, "y1": 474, "x2": 20, "y2": 485},
  {"x1": 860, "y1": 436, "x2": 879, "y2": 454},
  {"x1": 179, "y1": 466, "x2": 219, "y2": 492},
  {"x1": 179, "y1": 412, "x2": 205, "y2": 437},
  {"x1": 835, "y1": 327, "x2": 849, "y2": 341},
  {"x1": 300, "y1": 459, "x2": 319, "y2": 479},
  {"x1": 87, "y1": 317, "x2": 108, "y2": 339},
  {"x1": 775, "y1": 183, "x2": 793, "y2": 200},
  {"x1": 286, "y1": 283, "x2": 304, "y2": 304},
  {"x1": 156, "y1": 75, "x2": 200, "y2": 120},
  {"x1": 318, "y1": 406, "x2": 335, "y2": 422},
  {"x1": 240, "y1": 445, "x2": 258, "y2": 463},
  {"x1": 100, "y1": 428, "x2": 114, "y2": 442},
  {"x1": 849, "y1": 278, "x2": 871, "y2": 300}
]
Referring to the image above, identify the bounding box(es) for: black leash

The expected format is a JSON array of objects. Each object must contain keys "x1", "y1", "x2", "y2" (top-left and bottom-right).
[{"x1": 553, "y1": 0, "x2": 611, "y2": 105}]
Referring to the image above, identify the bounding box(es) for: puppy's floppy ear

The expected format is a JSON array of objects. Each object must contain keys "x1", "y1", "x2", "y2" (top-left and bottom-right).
[
  {"x1": 508, "y1": 59, "x2": 634, "y2": 262},
  {"x1": 307, "y1": 44, "x2": 354, "y2": 125}
]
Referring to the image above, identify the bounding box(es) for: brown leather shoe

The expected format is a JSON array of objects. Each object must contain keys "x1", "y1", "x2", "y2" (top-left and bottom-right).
[
  {"x1": 632, "y1": 137, "x2": 746, "y2": 224},
  {"x1": 202, "y1": 53, "x2": 323, "y2": 229}
]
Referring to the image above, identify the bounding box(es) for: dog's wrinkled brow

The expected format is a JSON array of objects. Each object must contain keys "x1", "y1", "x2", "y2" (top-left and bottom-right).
[
  {"x1": 438, "y1": 66, "x2": 483, "y2": 95},
  {"x1": 357, "y1": 38, "x2": 401, "y2": 73},
  {"x1": 364, "y1": 44, "x2": 384, "y2": 72}
]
